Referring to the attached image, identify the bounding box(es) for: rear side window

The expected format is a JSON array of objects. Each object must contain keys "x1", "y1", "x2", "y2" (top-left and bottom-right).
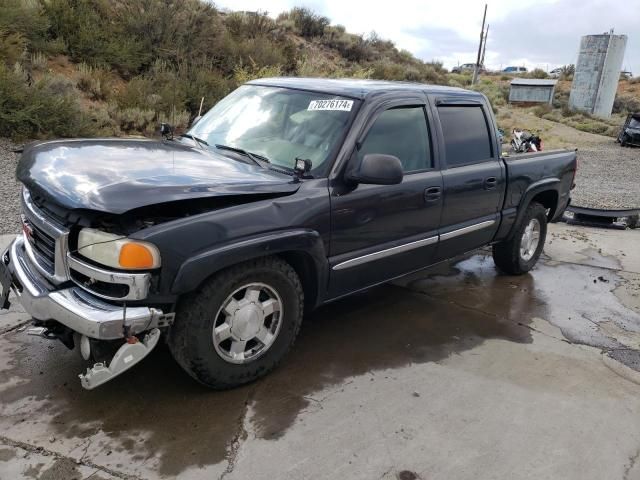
[
  {"x1": 437, "y1": 105, "x2": 493, "y2": 167},
  {"x1": 358, "y1": 106, "x2": 432, "y2": 172}
]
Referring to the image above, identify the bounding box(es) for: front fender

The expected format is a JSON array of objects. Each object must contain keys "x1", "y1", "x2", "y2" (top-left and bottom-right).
[{"x1": 171, "y1": 229, "x2": 328, "y2": 297}]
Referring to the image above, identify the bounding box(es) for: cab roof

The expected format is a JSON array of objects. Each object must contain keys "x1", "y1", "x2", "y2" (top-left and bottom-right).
[{"x1": 247, "y1": 77, "x2": 476, "y2": 101}]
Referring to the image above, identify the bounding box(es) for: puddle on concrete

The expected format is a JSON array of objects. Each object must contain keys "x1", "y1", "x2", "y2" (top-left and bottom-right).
[
  {"x1": 577, "y1": 247, "x2": 623, "y2": 270},
  {"x1": 410, "y1": 254, "x2": 640, "y2": 351},
  {"x1": 0, "y1": 448, "x2": 15, "y2": 462},
  {"x1": 0, "y1": 251, "x2": 638, "y2": 477}
]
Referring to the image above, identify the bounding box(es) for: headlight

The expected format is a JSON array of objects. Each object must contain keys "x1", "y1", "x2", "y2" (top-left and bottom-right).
[{"x1": 77, "y1": 228, "x2": 161, "y2": 270}]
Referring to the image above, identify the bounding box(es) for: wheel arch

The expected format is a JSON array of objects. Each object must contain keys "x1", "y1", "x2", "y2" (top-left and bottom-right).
[
  {"x1": 531, "y1": 189, "x2": 559, "y2": 220},
  {"x1": 277, "y1": 250, "x2": 322, "y2": 311},
  {"x1": 507, "y1": 179, "x2": 559, "y2": 240},
  {"x1": 171, "y1": 229, "x2": 328, "y2": 309}
]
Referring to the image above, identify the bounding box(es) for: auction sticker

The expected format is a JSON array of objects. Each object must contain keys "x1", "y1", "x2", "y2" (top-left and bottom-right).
[{"x1": 308, "y1": 99, "x2": 353, "y2": 111}]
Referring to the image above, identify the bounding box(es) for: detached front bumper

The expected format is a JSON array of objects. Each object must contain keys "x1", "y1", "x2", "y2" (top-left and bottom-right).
[{"x1": 4, "y1": 236, "x2": 167, "y2": 340}]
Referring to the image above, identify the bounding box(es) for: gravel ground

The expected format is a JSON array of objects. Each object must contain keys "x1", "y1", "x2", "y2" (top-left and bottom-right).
[
  {"x1": 501, "y1": 108, "x2": 640, "y2": 210},
  {"x1": 0, "y1": 138, "x2": 22, "y2": 235},
  {"x1": 0, "y1": 132, "x2": 637, "y2": 234},
  {"x1": 572, "y1": 142, "x2": 640, "y2": 210}
]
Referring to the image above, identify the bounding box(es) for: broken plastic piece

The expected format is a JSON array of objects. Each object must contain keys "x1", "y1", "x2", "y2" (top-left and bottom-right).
[
  {"x1": 79, "y1": 328, "x2": 160, "y2": 390},
  {"x1": 27, "y1": 327, "x2": 47, "y2": 337}
]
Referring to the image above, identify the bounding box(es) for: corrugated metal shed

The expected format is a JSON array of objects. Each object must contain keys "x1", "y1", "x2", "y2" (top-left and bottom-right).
[{"x1": 509, "y1": 78, "x2": 558, "y2": 104}]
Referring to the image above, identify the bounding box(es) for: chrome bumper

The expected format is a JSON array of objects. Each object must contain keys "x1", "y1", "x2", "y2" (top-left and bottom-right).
[{"x1": 5, "y1": 236, "x2": 168, "y2": 340}]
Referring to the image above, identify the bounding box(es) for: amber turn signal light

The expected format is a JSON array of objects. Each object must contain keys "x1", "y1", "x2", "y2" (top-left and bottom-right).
[{"x1": 119, "y1": 243, "x2": 156, "y2": 269}]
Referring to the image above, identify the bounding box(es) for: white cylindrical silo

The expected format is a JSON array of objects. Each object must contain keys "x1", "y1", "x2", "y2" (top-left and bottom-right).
[{"x1": 569, "y1": 33, "x2": 627, "y2": 118}]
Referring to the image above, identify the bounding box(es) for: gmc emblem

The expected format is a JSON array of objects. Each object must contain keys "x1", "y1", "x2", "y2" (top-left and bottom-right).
[{"x1": 21, "y1": 215, "x2": 34, "y2": 243}]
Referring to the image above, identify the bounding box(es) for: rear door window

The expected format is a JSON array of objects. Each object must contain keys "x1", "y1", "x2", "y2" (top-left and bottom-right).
[{"x1": 437, "y1": 105, "x2": 493, "y2": 167}]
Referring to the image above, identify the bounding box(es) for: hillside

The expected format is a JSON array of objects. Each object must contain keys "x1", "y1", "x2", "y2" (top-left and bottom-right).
[
  {"x1": 0, "y1": 0, "x2": 449, "y2": 139},
  {"x1": 0, "y1": 0, "x2": 638, "y2": 141}
]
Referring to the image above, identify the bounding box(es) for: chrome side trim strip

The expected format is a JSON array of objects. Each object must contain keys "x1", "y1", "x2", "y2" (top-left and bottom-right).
[
  {"x1": 332, "y1": 219, "x2": 497, "y2": 271},
  {"x1": 67, "y1": 254, "x2": 152, "y2": 301},
  {"x1": 333, "y1": 235, "x2": 438, "y2": 271},
  {"x1": 440, "y1": 219, "x2": 496, "y2": 241}
]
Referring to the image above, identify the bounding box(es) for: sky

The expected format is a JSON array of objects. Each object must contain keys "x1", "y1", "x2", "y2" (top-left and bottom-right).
[{"x1": 212, "y1": 0, "x2": 639, "y2": 75}]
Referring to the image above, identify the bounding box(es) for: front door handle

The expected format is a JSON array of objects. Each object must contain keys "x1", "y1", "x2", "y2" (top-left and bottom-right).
[
  {"x1": 484, "y1": 177, "x2": 497, "y2": 190},
  {"x1": 424, "y1": 186, "x2": 442, "y2": 202}
]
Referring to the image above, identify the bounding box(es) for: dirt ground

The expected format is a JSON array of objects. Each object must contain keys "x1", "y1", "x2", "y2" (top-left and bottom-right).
[
  {"x1": 497, "y1": 106, "x2": 640, "y2": 210},
  {"x1": 1, "y1": 223, "x2": 639, "y2": 480}
]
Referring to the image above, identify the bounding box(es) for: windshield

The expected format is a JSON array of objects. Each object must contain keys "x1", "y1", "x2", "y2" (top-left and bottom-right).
[{"x1": 188, "y1": 85, "x2": 358, "y2": 175}]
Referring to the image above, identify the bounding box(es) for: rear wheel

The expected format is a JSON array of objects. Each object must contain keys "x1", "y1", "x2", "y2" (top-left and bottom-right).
[
  {"x1": 168, "y1": 257, "x2": 304, "y2": 389},
  {"x1": 492, "y1": 202, "x2": 547, "y2": 275}
]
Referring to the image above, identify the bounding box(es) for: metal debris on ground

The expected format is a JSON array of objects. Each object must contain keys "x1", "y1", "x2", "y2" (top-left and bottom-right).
[{"x1": 564, "y1": 206, "x2": 639, "y2": 230}]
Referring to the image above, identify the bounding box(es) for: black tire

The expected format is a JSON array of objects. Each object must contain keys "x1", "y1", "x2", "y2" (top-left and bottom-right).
[
  {"x1": 620, "y1": 134, "x2": 628, "y2": 147},
  {"x1": 492, "y1": 202, "x2": 547, "y2": 275},
  {"x1": 168, "y1": 256, "x2": 304, "y2": 389}
]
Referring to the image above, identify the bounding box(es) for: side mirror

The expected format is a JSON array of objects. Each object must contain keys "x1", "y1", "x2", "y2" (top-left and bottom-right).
[
  {"x1": 191, "y1": 115, "x2": 202, "y2": 127},
  {"x1": 347, "y1": 153, "x2": 403, "y2": 185},
  {"x1": 159, "y1": 123, "x2": 174, "y2": 139}
]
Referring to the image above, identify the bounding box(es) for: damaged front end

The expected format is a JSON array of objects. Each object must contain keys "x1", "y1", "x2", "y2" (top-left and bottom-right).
[
  {"x1": 2, "y1": 189, "x2": 176, "y2": 389},
  {"x1": 2, "y1": 138, "x2": 301, "y2": 389}
]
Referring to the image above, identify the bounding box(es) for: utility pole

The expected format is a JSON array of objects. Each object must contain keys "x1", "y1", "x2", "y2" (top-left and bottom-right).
[
  {"x1": 480, "y1": 24, "x2": 489, "y2": 69},
  {"x1": 472, "y1": 3, "x2": 487, "y2": 85}
]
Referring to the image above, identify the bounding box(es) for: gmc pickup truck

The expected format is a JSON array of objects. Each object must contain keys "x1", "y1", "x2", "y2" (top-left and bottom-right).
[{"x1": 1, "y1": 78, "x2": 577, "y2": 390}]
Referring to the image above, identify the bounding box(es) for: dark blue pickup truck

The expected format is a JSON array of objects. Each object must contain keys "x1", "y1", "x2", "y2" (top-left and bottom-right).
[{"x1": 1, "y1": 78, "x2": 577, "y2": 389}]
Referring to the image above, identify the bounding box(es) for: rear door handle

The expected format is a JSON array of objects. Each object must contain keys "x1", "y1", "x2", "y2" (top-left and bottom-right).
[
  {"x1": 424, "y1": 186, "x2": 442, "y2": 202},
  {"x1": 484, "y1": 177, "x2": 497, "y2": 190}
]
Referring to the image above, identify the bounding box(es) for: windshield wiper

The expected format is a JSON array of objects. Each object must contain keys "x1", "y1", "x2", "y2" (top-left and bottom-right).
[
  {"x1": 179, "y1": 134, "x2": 209, "y2": 149},
  {"x1": 215, "y1": 144, "x2": 270, "y2": 166}
]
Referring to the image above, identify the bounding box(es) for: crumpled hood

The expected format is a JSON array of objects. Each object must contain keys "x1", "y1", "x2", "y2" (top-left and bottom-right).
[{"x1": 17, "y1": 138, "x2": 298, "y2": 214}]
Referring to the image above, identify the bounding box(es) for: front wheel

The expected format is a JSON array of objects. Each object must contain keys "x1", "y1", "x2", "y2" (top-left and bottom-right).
[
  {"x1": 168, "y1": 257, "x2": 304, "y2": 389},
  {"x1": 492, "y1": 202, "x2": 547, "y2": 275}
]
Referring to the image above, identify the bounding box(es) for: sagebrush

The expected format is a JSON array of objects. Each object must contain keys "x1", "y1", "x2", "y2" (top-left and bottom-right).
[{"x1": 0, "y1": 0, "x2": 454, "y2": 139}]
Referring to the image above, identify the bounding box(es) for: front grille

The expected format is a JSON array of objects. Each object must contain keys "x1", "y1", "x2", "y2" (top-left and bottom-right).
[
  {"x1": 21, "y1": 188, "x2": 70, "y2": 283},
  {"x1": 27, "y1": 222, "x2": 56, "y2": 273},
  {"x1": 70, "y1": 269, "x2": 130, "y2": 299}
]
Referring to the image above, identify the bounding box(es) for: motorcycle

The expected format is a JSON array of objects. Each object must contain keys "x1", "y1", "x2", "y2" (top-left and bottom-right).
[{"x1": 511, "y1": 129, "x2": 543, "y2": 153}]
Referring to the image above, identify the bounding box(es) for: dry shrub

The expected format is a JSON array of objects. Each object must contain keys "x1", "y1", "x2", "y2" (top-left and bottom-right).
[
  {"x1": 30, "y1": 51, "x2": 47, "y2": 70},
  {"x1": 0, "y1": 63, "x2": 93, "y2": 139},
  {"x1": 110, "y1": 106, "x2": 155, "y2": 133},
  {"x1": 224, "y1": 12, "x2": 275, "y2": 39},
  {"x1": 613, "y1": 94, "x2": 640, "y2": 114},
  {"x1": 0, "y1": 29, "x2": 26, "y2": 66},
  {"x1": 76, "y1": 62, "x2": 115, "y2": 101},
  {"x1": 279, "y1": 7, "x2": 329, "y2": 38}
]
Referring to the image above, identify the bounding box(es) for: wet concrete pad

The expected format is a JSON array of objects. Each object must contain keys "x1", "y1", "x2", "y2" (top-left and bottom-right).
[{"x1": 0, "y1": 224, "x2": 639, "y2": 479}]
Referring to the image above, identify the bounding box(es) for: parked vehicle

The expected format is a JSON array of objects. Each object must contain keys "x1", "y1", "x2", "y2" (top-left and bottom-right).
[
  {"x1": 503, "y1": 66, "x2": 527, "y2": 74},
  {"x1": 617, "y1": 113, "x2": 640, "y2": 147},
  {"x1": 511, "y1": 129, "x2": 543, "y2": 153},
  {"x1": 0, "y1": 78, "x2": 577, "y2": 390},
  {"x1": 549, "y1": 68, "x2": 563, "y2": 79},
  {"x1": 452, "y1": 63, "x2": 484, "y2": 74}
]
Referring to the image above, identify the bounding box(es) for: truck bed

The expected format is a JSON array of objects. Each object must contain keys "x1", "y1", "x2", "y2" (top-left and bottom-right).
[{"x1": 502, "y1": 148, "x2": 578, "y2": 221}]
